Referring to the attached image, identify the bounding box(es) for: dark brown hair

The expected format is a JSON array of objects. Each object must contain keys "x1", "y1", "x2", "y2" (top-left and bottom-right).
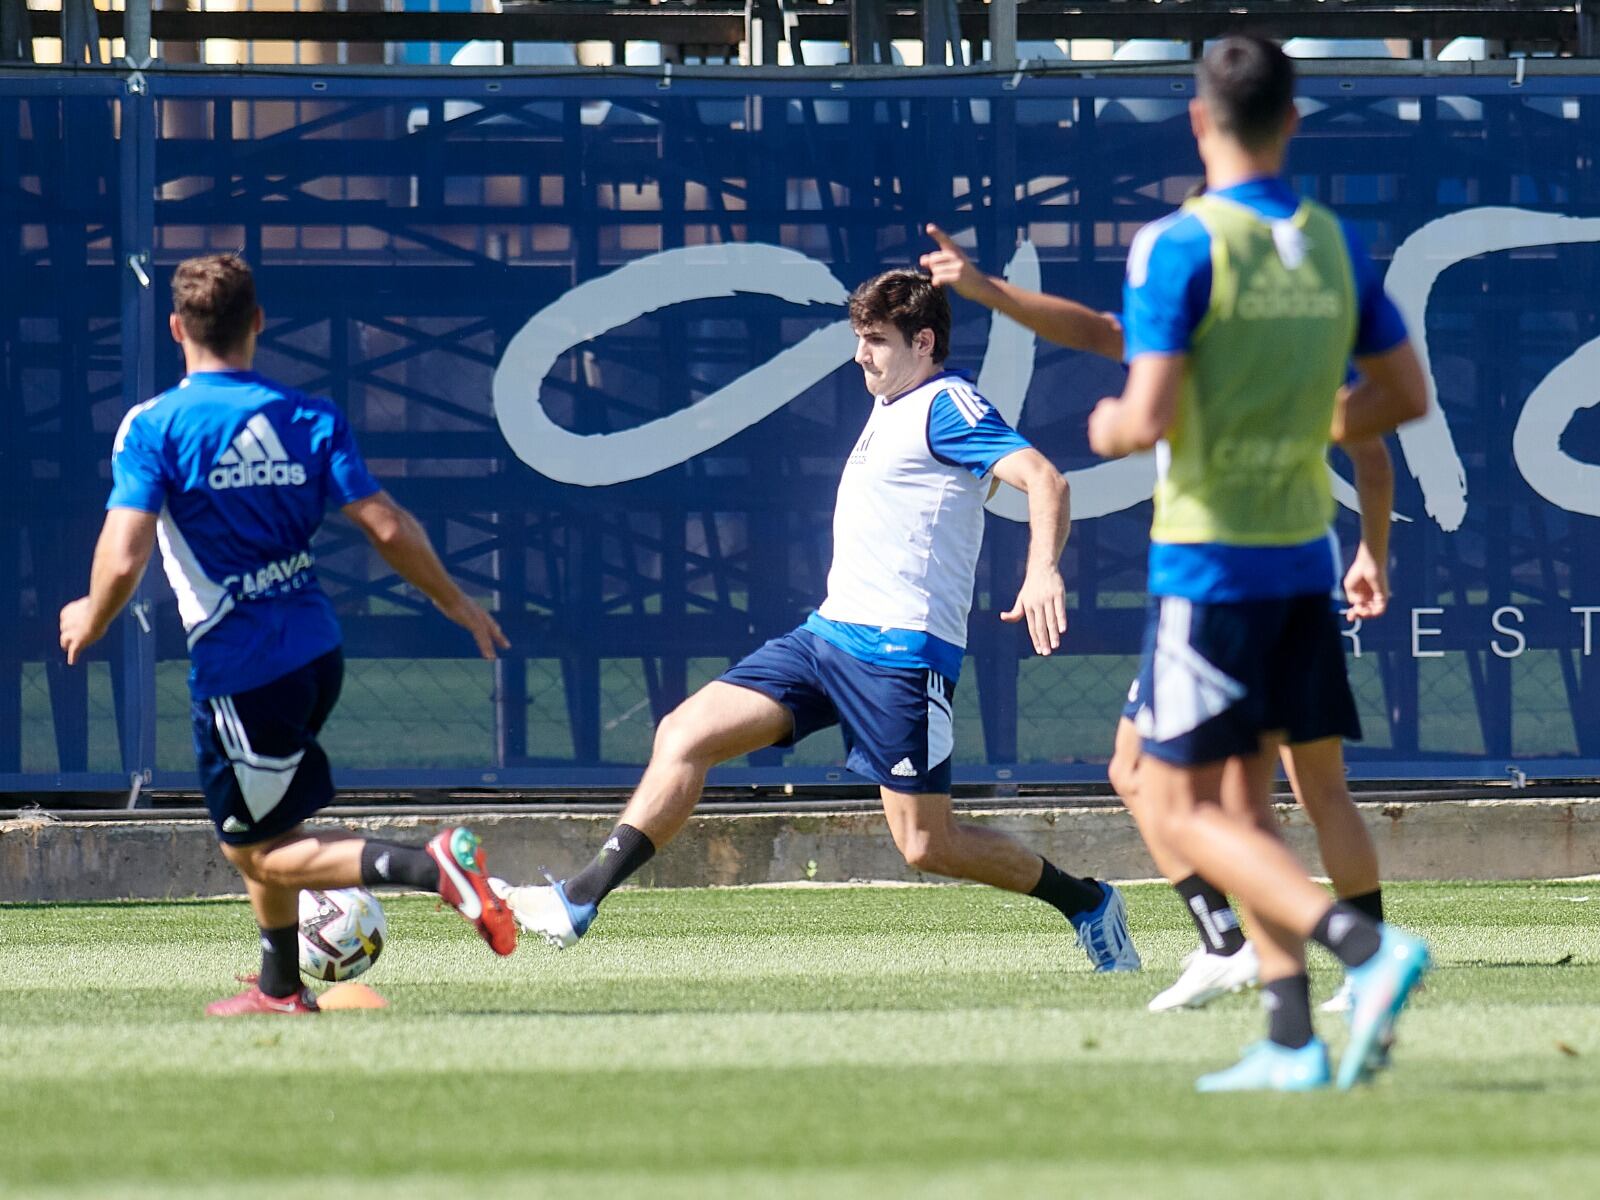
[
  {"x1": 848, "y1": 269, "x2": 951, "y2": 364},
  {"x1": 1197, "y1": 36, "x2": 1296, "y2": 150},
  {"x1": 171, "y1": 254, "x2": 258, "y2": 353}
]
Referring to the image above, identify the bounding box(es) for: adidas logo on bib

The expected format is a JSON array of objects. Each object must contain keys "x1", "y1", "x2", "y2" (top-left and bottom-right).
[
  {"x1": 209, "y1": 414, "x2": 307, "y2": 490},
  {"x1": 890, "y1": 758, "x2": 917, "y2": 778}
]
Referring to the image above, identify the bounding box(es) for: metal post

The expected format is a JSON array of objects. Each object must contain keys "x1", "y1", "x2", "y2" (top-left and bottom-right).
[
  {"x1": 0, "y1": 0, "x2": 32, "y2": 62},
  {"x1": 125, "y1": 0, "x2": 151, "y2": 64},
  {"x1": 848, "y1": 0, "x2": 889, "y2": 65},
  {"x1": 117, "y1": 49, "x2": 158, "y2": 785},
  {"x1": 922, "y1": 0, "x2": 959, "y2": 68},
  {"x1": 988, "y1": 0, "x2": 1017, "y2": 70}
]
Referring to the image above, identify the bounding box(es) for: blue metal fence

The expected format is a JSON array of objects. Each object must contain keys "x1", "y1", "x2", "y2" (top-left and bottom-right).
[{"x1": 4, "y1": 69, "x2": 1600, "y2": 790}]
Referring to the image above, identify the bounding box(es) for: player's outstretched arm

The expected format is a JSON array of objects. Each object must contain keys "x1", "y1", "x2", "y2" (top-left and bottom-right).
[
  {"x1": 59, "y1": 508, "x2": 158, "y2": 665},
  {"x1": 920, "y1": 224, "x2": 1124, "y2": 359},
  {"x1": 1087, "y1": 353, "x2": 1184, "y2": 459},
  {"x1": 1339, "y1": 436, "x2": 1394, "y2": 620},
  {"x1": 1335, "y1": 341, "x2": 1428, "y2": 443},
  {"x1": 342, "y1": 491, "x2": 510, "y2": 659},
  {"x1": 990, "y1": 448, "x2": 1070, "y2": 657}
]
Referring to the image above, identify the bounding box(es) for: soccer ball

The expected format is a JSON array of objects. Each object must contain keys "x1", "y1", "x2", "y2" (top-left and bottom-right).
[{"x1": 298, "y1": 887, "x2": 386, "y2": 982}]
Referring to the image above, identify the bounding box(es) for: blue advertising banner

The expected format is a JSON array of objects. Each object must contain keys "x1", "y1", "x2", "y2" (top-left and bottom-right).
[{"x1": 3, "y1": 70, "x2": 1599, "y2": 789}]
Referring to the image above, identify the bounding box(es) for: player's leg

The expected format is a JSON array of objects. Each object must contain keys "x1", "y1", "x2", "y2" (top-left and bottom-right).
[
  {"x1": 201, "y1": 653, "x2": 514, "y2": 1015},
  {"x1": 497, "y1": 633, "x2": 818, "y2": 947},
  {"x1": 1144, "y1": 596, "x2": 1428, "y2": 1088},
  {"x1": 1113, "y1": 711, "x2": 1256, "y2": 1008},
  {"x1": 877, "y1": 787, "x2": 1138, "y2": 971}
]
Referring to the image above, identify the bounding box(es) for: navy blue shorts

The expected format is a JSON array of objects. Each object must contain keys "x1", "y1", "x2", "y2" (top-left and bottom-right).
[
  {"x1": 721, "y1": 629, "x2": 956, "y2": 794},
  {"x1": 192, "y1": 648, "x2": 343, "y2": 846},
  {"x1": 1121, "y1": 676, "x2": 1142, "y2": 723},
  {"x1": 1130, "y1": 594, "x2": 1359, "y2": 767}
]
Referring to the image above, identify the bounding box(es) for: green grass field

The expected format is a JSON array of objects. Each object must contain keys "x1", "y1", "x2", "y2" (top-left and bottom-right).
[{"x1": 3, "y1": 881, "x2": 1597, "y2": 1199}]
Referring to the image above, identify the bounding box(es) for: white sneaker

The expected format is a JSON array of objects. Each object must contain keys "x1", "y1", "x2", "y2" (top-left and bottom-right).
[
  {"x1": 487, "y1": 876, "x2": 595, "y2": 949},
  {"x1": 1320, "y1": 977, "x2": 1353, "y2": 1014},
  {"x1": 1147, "y1": 941, "x2": 1260, "y2": 1012}
]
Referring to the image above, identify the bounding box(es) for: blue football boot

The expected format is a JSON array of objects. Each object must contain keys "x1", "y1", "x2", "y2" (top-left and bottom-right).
[
  {"x1": 1070, "y1": 881, "x2": 1142, "y2": 972},
  {"x1": 1196, "y1": 1039, "x2": 1331, "y2": 1093},
  {"x1": 1336, "y1": 925, "x2": 1431, "y2": 1090}
]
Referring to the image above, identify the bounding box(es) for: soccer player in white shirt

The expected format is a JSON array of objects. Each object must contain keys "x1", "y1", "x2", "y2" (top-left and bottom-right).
[{"x1": 495, "y1": 270, "x2": 1140, "y2": 972}]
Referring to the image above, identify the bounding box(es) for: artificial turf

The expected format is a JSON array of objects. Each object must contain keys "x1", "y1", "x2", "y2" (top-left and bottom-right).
[{"x1": 2, "y1": 881, "x2": 1597, "y2": 1198}]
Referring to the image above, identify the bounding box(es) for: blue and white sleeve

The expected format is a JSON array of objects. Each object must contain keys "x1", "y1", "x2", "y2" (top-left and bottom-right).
[
  {"x1": 1122, "y1": 211, "x2": 1213, "y2": 362},
  {"x1": 325, "y1": 407, "x2": 382, "y2": 506},
  {"x1": 106, "y1": 406, "x2": 168, "y2": 513},
  {"x1": 1341, "y1": 221, "x2": 1408, "y2": 357},
  {"x1": 926, "y1": 384, "x2": 1032, "y2": 479}
]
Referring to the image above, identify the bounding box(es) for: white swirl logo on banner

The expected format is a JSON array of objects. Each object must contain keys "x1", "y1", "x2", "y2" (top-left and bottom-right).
[{"x1": 493, "y1": 206, "x2": 1600, "y2": 526}]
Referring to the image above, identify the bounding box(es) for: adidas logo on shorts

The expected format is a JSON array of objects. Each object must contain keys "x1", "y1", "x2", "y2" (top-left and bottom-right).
[
  {"x1": 890, "y1": 758, "x2": 917, "y2": 778},
  {"x1": 209, "y1": 414, "x2": 307, "y2": 490}
]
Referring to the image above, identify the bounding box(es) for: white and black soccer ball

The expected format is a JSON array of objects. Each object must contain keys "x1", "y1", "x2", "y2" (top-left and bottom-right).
[{"x1": 298, "y1": 887, "x2": 387, "y2": 982}]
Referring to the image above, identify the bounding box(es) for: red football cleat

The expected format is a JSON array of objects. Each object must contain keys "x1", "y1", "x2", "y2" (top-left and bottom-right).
[
  {"x1": 205, "y1": 982, "x2": 320, "y2": 1017},
  {"x1": 426, "y1": 826, "x2": 516, "y2": 957}
]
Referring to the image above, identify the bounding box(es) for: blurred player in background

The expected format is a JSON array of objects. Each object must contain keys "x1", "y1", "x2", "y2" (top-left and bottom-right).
[
  {"x1": 922, "y1": 223, "x2": 1392, "y2": 1015},
  {"x1": 495, "y1": 269, "x2": 1141, "y2": 973},
  {"x1": 59, "y1": 254, "x2": 517, "y2": 1015},
  {"x1": 1084, "y1": 35, "x2": 1432, "y2": 1090}
]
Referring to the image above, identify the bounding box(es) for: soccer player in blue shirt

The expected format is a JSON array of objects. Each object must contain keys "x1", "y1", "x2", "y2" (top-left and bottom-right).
[
  {"x1": 1086, "y1": 37, "x2": 1432, "y2": 1090},
  {"x1": 923, "y1": 221, "x2": 1396, "y2": 1014},
  {"x1": 494, "y1": 270, "x2": 1141, "y2": 972},
  {"x1": 59, "y1": 254, "x2": 517, "y2": 1015}
]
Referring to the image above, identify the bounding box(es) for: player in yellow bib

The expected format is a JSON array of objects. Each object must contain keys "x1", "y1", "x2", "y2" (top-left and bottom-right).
[
  {"x1": 922, "y1": 210, "x2": 1398, "y2": 1015},
  {"x1": 1086, "y1": 36, "x2": 1433, "y2": 1091}
]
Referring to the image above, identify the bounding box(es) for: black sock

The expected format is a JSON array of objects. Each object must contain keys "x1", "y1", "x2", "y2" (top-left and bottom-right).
[
  {"x1": 1173, "y1": 874, "x2": 1247, "y2": 956},
  {"x1": 1311, "y1": 901, "x2": 1383, "y2": 968},
  {"x1": 1344, "y1": 888, "x2": 1384, "y2": 925},
  {"x1": 565, "y1": 824, "x2": 656, "y2": 908},
  {"x1": 1030, "y1": 859, "x2": 1105, "y2": 920},
  {"x1": 258, "y1": 923, "x2": 302, "y2": 998},
  {"x1": 1262, "y1": 973, "x2": 1314, "y2": 1050},
  {"x1": 360, "y1": 841, "x2": 441, "y2": 892}
]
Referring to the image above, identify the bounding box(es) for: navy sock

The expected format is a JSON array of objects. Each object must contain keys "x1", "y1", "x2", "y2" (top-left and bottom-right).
[
  {"x1": 1173, "y1": 874, "x2": 1247, "y2": 956},
  {"x1": 1030, "y1": 859, "x2": 1104, "y2": 919},
  {"x1": 258, "y1": 923, "x2": 302, "y2": 998},
  {"x1": 1262, "y1": 973, "x2": 1314, "y2": 1050},
  {"x1": 360, "y1": 841, "x2": 440, "y2": 892},
  {"x1": 1344, "y1": 888, "x2": 1384, "y2": 925},
  {"x1": 1311, "y1": 901, "x2": 1383, "y2": 968},
  {"x1": 565, "y1": 824, "x2": 656, "y2": 908}
]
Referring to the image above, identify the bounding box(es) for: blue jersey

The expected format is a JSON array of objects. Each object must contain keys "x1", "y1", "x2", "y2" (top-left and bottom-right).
[
  {"x1": 107, "y1": 370, "x2": 381, "y2": 699},
  {"x1": 1121, "y1": 176, "x2": 1408, "y2": 602}
]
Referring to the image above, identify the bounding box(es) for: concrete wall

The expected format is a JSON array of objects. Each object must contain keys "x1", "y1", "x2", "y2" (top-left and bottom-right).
[{"x1": 3, "y1": 797, "x2": 1597, "y2": 902}]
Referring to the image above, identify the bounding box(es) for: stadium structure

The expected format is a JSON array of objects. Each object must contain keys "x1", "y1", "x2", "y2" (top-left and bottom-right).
[{"x1": 2, "y1": 1, "x2": 1598, "y2": 884}]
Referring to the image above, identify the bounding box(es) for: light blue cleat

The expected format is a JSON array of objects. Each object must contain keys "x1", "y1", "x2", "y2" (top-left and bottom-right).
[
  {"x1": 1070, "y1": 882, "x2": 1142, "y2": 972},
  {"x1": 1196, "y1": 1039, "x2": 1331, "y2": 1093},
  {"x1": 1337, "y1": 925, "x2": 1431, "y2": 1089},
  {"x1": 488, "y1": 877, "x2": 597, "y2": 949}
]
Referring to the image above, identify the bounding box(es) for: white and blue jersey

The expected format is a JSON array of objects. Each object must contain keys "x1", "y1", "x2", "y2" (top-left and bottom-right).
[
  {"x1": 1122, "y1": 176, "x2": 1408, "y2": 604},
  {"x1": 807, "y1": 370, "x2": 1030, "y2": 682},
  {"x1": 107, "y1": 370, "x2": 381, "y2": 700}
]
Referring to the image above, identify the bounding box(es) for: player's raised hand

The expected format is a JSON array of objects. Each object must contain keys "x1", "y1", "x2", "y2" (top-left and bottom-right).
[
  {"x1": 919, "y1": 224, "x2": 987, "y2": 300},
  {"x1": 1002, "y1": 566, "x2": 1068, "y2": 656},
  {"x1": 58, "y1": 596, "x2": 104, "y2": 666},
  {"x1": 1343, "y1": 541, "x2": 1389, "y2": 620},
  {"x1": 439, "y1": 594, "x2": 512, "y2": 660}
]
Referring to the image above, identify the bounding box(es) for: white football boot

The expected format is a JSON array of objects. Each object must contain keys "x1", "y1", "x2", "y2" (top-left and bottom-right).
[
  {"x1": 1147, "y1": 940, "x2": 1260, "y2": 1012},
  {"x1": 1320, "y1": 976, "x2": 1354, "y2": 1014},
  {"x1": 488, "y1": 877, "x2": 595, "y2": 949}
]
